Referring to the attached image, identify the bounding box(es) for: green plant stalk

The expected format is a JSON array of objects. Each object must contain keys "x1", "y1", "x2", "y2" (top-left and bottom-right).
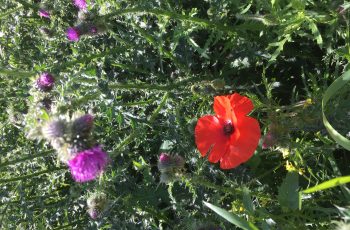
[
  {"x1": 189, "y1": 176, "x2": 271, "y2": 200},
  {"x1": 0, "y1": 6, "x2": 23, "y2": 19},
  {"x1": 0, "y1": 151, "x2": 49, "y2": 169},
  {"x1": 111, "y1": 62, "x2": 152, "y2": 75},
  {"x1": 15, "y1": 0, "x2": 39, "y2": 10},
  {"x1": 104, "y1": 8, "x2": 237, "y2": 35},
  {"x1": 0, "y1": 69, "x2": 36, "y2": 77},
  {"x1": 122, "y1": 98, "x2": 156, "y2": 106},
  {"x1": 109, "y1": 82, "x2": 172, "y2": 91},
  {"x1": 149, "y1": 93, "x2": 169, "y2": 123},
  {"x1": 108, "y1": 74, "x2": 214, "y2": 92},
  {"x1": 53, "y1": 219, "x2": 87, "y2": 230},
  {"x1": 110, "y1": 132, "x2": 137, "y2": 158},
  {"x1": 51, "y1": 46, "x2": 126, "y2": 72},
  {"x1": 0, "y1": 192, "x2": 67, "y2": 207},
  {"x1": 189, "y1": 176, "x2": 242, "y2": 195},
  {"x1": 0, "y1": 167, "x2": 66, "y2": 184}
]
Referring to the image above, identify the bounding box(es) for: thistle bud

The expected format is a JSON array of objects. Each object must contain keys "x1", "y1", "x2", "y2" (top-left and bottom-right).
[
  {"x1": 66, "y1": 27, "x2": 81, "y2": 41},
  {"x1": 159, "y1": 172, "x2": 175, "y2": 184},
  {"x1": 86, "y1": 192, "x2": 108, "y2": 219},
  {"x1": 87, "y1": 208, "x2": 99, "y2": 219},
  {"x1": 77, "y1": 10, "x2": 89, "y2": 21},
  {"x1": 39, "y1": 27, "x2": 53, "y2": 38},
  {"x1": 157, "y1": 153, "x2": 185, "y2": 172},
  {"x1": 41, "y1": 119, "x2": 66, "y2": 140},
  {"x1": 38, "y1": 3, "x2": 50, "y2": 19},
  {"x1": 67, "y1": 138, "x2": 92, "y2": 155},
  {"x1": 67, "y1": 22, "x2": 104, "y2": 41},
  {"x1": 73, "y1": 0, "x2": 87, "y2": 10},
  {"x1": 157, "y1": 153, "x2": 185, "y2": 184},
  {"x1": 159, "y1": 153, "x2": 171, "y2": 163},
  {"x1": 191, "y1": 85, "x2": 201, "y2": 95},
  {"x1": 38, "y1": 9, "x2": 50, "y2": 18},
  {"x1": 261, "y1": 130, "x2": 276, "y2": 149},
  {"x1": 72, "y1": 114, "x2": 94, "y2": 138},
  {"x1": 173, "y1": 155, "x2": 185, "y2": 168},
  {"x1": 36, "y1": 72, "x2": 55, "y2": 92},
  {"x1": 38, "y1": 97, "x2": 53, "y2": 111}
]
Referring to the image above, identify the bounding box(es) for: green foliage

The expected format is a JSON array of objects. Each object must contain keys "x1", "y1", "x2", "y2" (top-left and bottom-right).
[
  {"x1": 322, "y1": 69, "x2": 350, "y2": 151},
  {"x1": 302, "y1": 175, "x2": 350, "y2": 194},
  {"x1": 277, "y1": 172, "x2": 301, "y2": 211},
  {"x1": 203, "y1": 201, "x2": 259, "y2": 230},
  {"x1": 0, "y1": 0, "x2": 350, "y2": 229}
]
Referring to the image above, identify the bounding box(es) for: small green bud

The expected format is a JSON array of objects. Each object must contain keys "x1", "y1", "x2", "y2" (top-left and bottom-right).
[{"x1": 211, "y1": 79, "x2": 225, "y2": 90}]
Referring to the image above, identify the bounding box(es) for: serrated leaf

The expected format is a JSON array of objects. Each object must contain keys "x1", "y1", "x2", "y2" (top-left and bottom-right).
[
  {"x1": 308, "y1": 21, "x2": 323, "y2": 46},
  {"x1": 242, "y1": 187, "x2": 254, "y2": 214},
  {"x1": 203, "y1": 201, "x2": 259, "y2": 230},
  {"x1": 188, "y1": 38, "x2": 210, "y2": 59},
  {"x1": 40, "y1": 109, "x2": 50, "y2": 121},
  {"x1": 277, "y1": 172, "x2": 301, "y2": 211},
  {"x1": 159, "y1": 140, "x2": 174, "y2": 152},
  {"x1": 291, "y1": 0, "x2": 305, "y2": 10},
  {"x1": 133, "y1": 160, "x2": 143, "y2": 170}
]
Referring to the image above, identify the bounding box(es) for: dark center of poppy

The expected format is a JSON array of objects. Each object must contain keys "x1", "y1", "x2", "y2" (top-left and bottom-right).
[{"x1": 223, "y1": 120, "x2": 234, "y2": 136}]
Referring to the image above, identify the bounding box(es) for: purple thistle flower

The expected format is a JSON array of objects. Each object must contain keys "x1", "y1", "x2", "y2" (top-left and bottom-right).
[
  {"x1": 68, "y1": 146, "x2": 109, "y2": 182},
  {"x1": 36, "y1": 72, "x2": 55, "y2": 91},
  {"x1": 89, "y1": 26, "x2": 98, "y2": 34},
  {"x1": 88, "y1": 208, "x2": 99, "y2": 219},
  {"x1": 262, "y1": 131, "x2": 276, "y2": 149},
  {"x1": 157, "y1": 153, "x2": 185, "y2": 172},
  {"x1": 66, "y1": 27, "x2": 81, "y2": 41},
  {"x1": 38, "y1": 9, "x2": 50, "y2": 18},
  {"x1": 73, "y1": 0, "x2": 87, "y2": 10},
  {"x1": 159, "y1": 153, "x2": 171, "y2": 164}
]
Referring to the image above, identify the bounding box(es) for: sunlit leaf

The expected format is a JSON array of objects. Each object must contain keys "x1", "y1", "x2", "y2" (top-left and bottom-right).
[
  {"x1": 302, "y1": 175, "x2": 350, "y2": 194},
  {"x1": 203, "y1": 201, "x2": 259, "y2": 230},
  {"x1": 277, "y1": 172, "x2": 301, "y2": 211}
]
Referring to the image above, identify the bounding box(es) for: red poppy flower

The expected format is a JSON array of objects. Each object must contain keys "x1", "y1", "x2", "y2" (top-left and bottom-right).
[{"x1": 195, "y1": 93, "x2": 261, "y2": 169}]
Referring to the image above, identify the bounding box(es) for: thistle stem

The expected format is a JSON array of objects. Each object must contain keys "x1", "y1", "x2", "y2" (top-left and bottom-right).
[
  {"x1": 149, "y1": 93, "x2": 169, "y2": 123},
  {"x1": 0, "y1": 151, "x2": 50, "y2": 169},
  {"x1": 0, "y1": 167, "x2": 66, "y2": 184},
  {"x1": 104, "y1": 8, "x2": 237, "y2": 35}
]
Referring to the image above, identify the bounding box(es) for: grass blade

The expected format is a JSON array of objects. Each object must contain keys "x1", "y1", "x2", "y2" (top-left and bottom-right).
[
  {"x1": 322, "y1": 69, "x2": 350, "y2": 151},
  {"x1": 302, "y1": 175, "x2": 350, "y2": 194},
  {"x1": 203, "y1": 201, "x2": 259, "y2": 230}
]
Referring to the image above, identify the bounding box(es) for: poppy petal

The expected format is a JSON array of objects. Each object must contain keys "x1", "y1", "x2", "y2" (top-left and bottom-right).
[
  {"x1": 220, "y1": 115, "x2": 261, "y2": 169},
  {"x1": 228, "y1": 93, "x2": 254, "y2": 116},
  {"x1": 195, "y1": 115, "x2": 229, "y2": 163},
  {"x1": 213, "y1": 95, "x2": 233, "y2": 121}
]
